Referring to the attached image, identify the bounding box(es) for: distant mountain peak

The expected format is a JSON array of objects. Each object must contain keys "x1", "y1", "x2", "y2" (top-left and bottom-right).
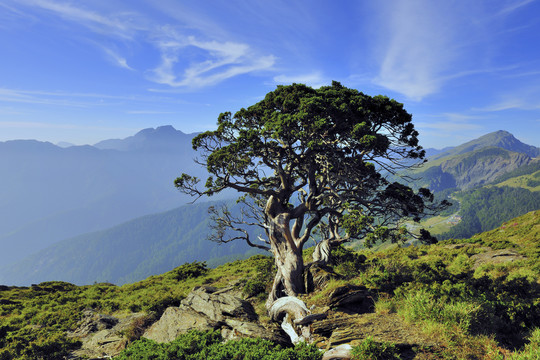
[
  {"x1": 94, "y1": 125, "x2": 197, "y2": 152},
  {"x1": 430, "y1": 130, "x2": 540, "y2": 160},
  {"x1": 136, "y1": 125, "x2": 183, "y2": 137},
  {"x1": 156, "y1": 125, "x2": 179, "y2": 133}
]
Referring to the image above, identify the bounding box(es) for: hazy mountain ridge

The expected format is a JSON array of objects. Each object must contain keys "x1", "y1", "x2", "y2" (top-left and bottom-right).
[
  {"x1": 0, "y1": 126, "x2": 207, "y2": 267},
  {"x1": 94, "y1": 125, "x2": 198, "y2": 152}
]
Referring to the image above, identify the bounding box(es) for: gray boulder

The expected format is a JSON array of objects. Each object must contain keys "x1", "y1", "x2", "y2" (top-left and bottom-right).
[
  {"x1": 143, "y1": 286, "x2": 289, "y2": 345},
  {"x1": 68, "y1": 309, "x2": 148, "y2": 359}
]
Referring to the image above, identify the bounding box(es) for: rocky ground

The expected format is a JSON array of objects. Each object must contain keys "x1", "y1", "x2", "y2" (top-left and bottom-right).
[{"x1": 67, "y1": 282, "x2": 445, "y2": 359}]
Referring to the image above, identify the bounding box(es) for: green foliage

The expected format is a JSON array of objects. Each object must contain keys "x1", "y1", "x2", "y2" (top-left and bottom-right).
[
  {"x1": 242, "y1": 255, "x2": 275, "y2": 298},
  {"x1": 354, "y1": 219, "x2": 540, "y2": 346},
  {"x1": 510, "y1": 328, "x2": 540, "y2": 359},
  {"x1": 397, "y1": 287, "x2": 484, "y2": 333},
  {"x1": 351, "y1": 337, "x2": 401, "y2": 359},
  {"x1": 440, "y1": 186, "x2": 540, "y2": 239},
  {"x1": 0, "y1": 255, "x2": 268, "y2": 359},
  {"x1": 1, "y1": 213, "x2": 538, "y2": 359},
  {"x1": 330, "y1": 245, "x2": 366, "y2": 279},
  {"x1": 177, "y1": 81, "x2": 440, "y2": 265},
  {"x1": 114, "y1": 330, "x2": 322, "y2": 360},
  {"x1": 172, "y1": 262, "x2": 208, "y2": 281},
  {"x1": 0, "y1": 326, "x2": 81, "y2": 360}
]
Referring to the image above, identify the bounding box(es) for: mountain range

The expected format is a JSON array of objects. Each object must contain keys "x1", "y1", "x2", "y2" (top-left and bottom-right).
[
  {"x1": 0, "y1": 128, "x2": 538, "y2": 286},
  {"x1": 0, "y1": 126, "x2": 211, "y2": 267},
  {"x1": 410, "y1": 130, "x2": 539, "y2": 192}
]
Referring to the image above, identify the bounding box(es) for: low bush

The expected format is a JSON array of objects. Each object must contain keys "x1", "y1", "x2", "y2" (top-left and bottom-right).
[
  {"x1": 114, "y1": 330, "x2": 322, "y2": 360},
  {"x1": 171, "y1": 261, "x2": 209, "y2": 281},
  {"x1": 351, "y1": 337, "x2": 400, "y2": 359}
]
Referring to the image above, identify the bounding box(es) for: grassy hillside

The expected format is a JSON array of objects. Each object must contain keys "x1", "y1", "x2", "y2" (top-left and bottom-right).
[
  {"x1": 1, "y1": 211, "x2": 539, "y2": 359},
  {"x1": 493, "y1": 169, "x2": 540, "y2": 191}
]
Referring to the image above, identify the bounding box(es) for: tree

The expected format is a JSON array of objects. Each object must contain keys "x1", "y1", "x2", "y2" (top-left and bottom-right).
[{"x1": 175, "y1": 82, "x2": 445, "y2": 308}]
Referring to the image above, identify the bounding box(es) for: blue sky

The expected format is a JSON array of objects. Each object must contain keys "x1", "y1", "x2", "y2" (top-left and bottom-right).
[{"x1": 1, "y1": 0, "x2": 539, "y2": 149}]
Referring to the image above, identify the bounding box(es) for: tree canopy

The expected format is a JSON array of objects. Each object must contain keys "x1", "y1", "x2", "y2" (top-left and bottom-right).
[{"x1": 175, "y1": 81, "x2": 444, "y2": 303}]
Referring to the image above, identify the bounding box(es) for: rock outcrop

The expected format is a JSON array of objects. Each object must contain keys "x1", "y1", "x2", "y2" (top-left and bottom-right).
[
  {"x1": 471, "y1": 248, "x2": 526, "y2": 269},
  {"x1": 143, "y1": 286, "x2": 289, "y2": 345},
  {"x1": 68, "y1": 309, "x2": 148, "y2": 359}
]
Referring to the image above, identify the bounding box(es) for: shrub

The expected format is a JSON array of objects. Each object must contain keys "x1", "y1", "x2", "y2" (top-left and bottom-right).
[
  {"x1": 242, "y1": 279, "x2": 267, "y2": 298},
  {"x1": 398, "y1": 287, "x2": 483, "y2": 334},
  {"x1": 114, "y1": 330, "x2": 322, "y2": 360},
  {"x1": 171, "y1": 261, "x2": 208, "y2": 281},
  {"x1": 508, "y1": 328, "x2": 540, "y2": 359},
  {"x1": 351, "y1": 337, "x2": 401, "y2": 360},
  {"x1": 242, "y1": 255, "x2": 275, "y2": 298}
]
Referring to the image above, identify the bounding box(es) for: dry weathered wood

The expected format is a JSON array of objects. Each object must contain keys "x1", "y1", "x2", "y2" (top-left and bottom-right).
[
  {"x1": 269, "y1": 296, "x2": 312, "y2": 343},
  {"x1": 294, "y1": 312, "x2": 328, "y2": 326},
  {"x1": 322, "y1": 344, "x2": 353, "y2": 360},
  {"x1": 269, "y1": 296, "x2": 309, "y2": 322},
  {"x1": 326, "y1": 284, "x2": 373, "y2": 313}
]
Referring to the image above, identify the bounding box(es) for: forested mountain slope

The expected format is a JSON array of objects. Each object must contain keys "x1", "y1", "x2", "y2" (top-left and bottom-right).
[{"x1": 0, "y1": 201, "x2": 264, "y2": 286}]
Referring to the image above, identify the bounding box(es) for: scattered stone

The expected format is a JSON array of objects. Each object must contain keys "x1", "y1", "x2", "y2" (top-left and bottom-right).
[
  {"x1": 181, "y1": 285, "x2": 258, "y2": 322},
  {"x1": 142, "y1": 307, "x2": 220, "y2": 343},
  {"x1": 312, "y1": 312, "x2": 439, "y2": 350},
  {"x1": 294, "y1": 312, "x2": 328, "y2": 326},
  {"x1": 471, "y1": 248, "x2": 526, "y2": 269},
  {"x1": 69, "y1": 309, "x2": 118, "y2": 338},
  {"x1": 68, "y1": 309, "x2": 147, "y2": 359},
  {"x1": 305, "y1": 262, "x2": 340, "y2": 292}
]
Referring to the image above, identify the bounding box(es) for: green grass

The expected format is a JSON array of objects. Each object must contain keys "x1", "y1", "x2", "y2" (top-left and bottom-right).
[
  {"x1": 493, "y1": 170, "x2": 540, "y2": 192},
  {"x1": 1, "y1": 211, "x2": 539, "y2": 359}
]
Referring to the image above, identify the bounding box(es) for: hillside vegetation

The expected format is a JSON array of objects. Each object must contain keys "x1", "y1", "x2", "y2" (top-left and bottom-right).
[
  {"x1": 1, "y1": 211, "x2": 538, "y2": 359},
  {"x1": 0, "y1": 201, "x2": 264, "y2": 286}
]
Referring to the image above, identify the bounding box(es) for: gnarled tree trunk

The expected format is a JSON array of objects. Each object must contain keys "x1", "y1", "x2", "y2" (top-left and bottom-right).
[{"x1": 265, "y1": 210, "x2": 306, "y2": 310}]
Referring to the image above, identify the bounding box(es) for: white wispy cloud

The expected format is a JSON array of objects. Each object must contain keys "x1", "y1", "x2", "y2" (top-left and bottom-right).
[
  {"x1": 100, "y1": 46, "x2": 134, "y2": 71},
  {"x1": 415, "y1": 112, "x2": 487, "y2": 148},
  {"x1": 0, "y1": 88, "x2": 180, "y2": 108},
  {"x1": 416, "y1": 112, "x2": 485, "y2": 131},
  {"x1": 371, "y1": 1, "x2": 459, "y2": 100},
  {"x1": 0, "y1": 88, "x2": 87, "y2": 107},
  {"x1": 496, "y1": 0, "x2": 536, "y2": 16},
  {"x1": 475, "y1": 82, "x2": 540, "y2": 111},
  {"x1": 477, "y1": 98, "x2": 540, "y2": 112},
  {"x1": 370, "y1": 0, "x2": 538, "y2": 101},
  {"x1": 18, "y1": 0, "x2": 143, "y2": 39},
  {"x1": 13, "y1": 1, "x2": 277, "y2": 89},
  {"x1": 126, "y1": 110, "x2": 175, "y2": 115},
  {"x1": 148, "y1": 31, "x2": 276, "y2": 88}
]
